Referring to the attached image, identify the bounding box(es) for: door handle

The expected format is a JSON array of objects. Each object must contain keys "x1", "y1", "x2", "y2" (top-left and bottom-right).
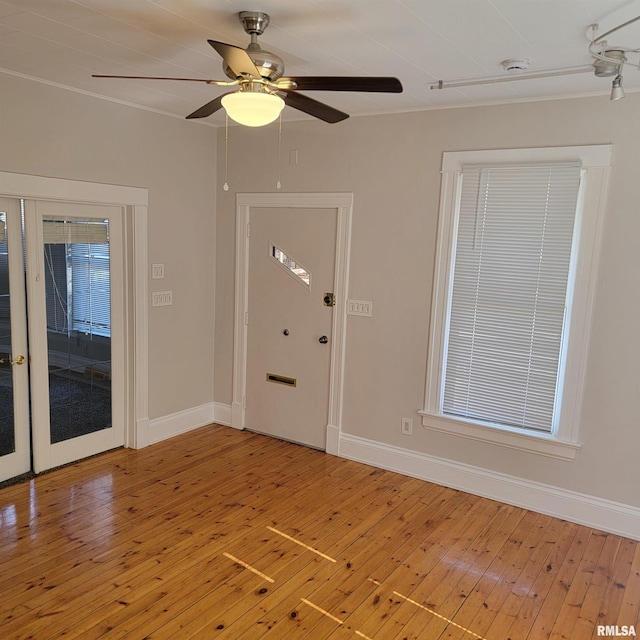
[
  {"x1": 11, "y1": 355, "x2": 26, "y2": 365},
  {"x1": 319, "y1": 336, "x2": 328, "y2": 344}
]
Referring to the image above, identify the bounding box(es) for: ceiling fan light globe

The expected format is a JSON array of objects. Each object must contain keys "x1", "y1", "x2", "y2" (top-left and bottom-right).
[{"x1": 221, "y1": 92, "x2": 284, "y2": 126}]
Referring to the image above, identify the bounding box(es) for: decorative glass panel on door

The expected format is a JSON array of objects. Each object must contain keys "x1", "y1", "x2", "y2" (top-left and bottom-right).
[{"x1": 43, "y1": 217, "x2": 111, "y2": 444}]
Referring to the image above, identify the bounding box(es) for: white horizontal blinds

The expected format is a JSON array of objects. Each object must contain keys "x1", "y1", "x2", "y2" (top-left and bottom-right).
[
  {"x1": 442, "y1": 163, "x2": 581, "y2": 432},
  {"x1": 43, "y1": 218, "x2": 111, "y2": 338},
  {"x1": 71, "y1": 240, "x2": 111, "y2": 337},
  {"x1": 42, "y1": 220, "x2": 108, "y2": 244}
]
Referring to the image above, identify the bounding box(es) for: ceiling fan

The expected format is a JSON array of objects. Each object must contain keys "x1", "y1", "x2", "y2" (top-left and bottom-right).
[
  {"x1": 430, "y1": 16, "x2": 640, "y2": 102},
  {"x1": 93, "y1": 10, "x2": 403, "y2": 126}
]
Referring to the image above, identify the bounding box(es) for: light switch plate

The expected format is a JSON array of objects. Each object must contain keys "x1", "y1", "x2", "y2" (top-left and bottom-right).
[
  {"x1": 347, "y1": 299, "x2": 373, "y2": 317},
  {"x1": 152, "y1": 291, "x2": 172, "y2": 307},
  {"x1": 152, "y1": 263, "x2": 165, "y2": 279}
]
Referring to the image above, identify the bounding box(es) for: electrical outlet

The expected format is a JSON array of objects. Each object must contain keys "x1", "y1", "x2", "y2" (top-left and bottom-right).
[{"x1": 401, "y1": 417, "x2": 413, "y2": 435}]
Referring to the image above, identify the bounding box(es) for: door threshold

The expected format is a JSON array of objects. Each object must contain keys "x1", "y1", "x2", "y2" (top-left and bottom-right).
[
  {"x1": 0, "y1": 446, "x2": 124, "y2": 490},
  {"x1": 0, "y1": 471, "x2": 35, "y2": 490}
]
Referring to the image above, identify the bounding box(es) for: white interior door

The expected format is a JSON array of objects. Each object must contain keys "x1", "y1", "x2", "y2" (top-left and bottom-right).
[
  {"x1": 25, "y1": 199, "x2": 125, "y2": 473},
  {"x1": 0, "y1": 198, "x2": 31, "y2": 483},
  {"x1": 245, "y1": 207, "x2": 337, "y2": 449}
]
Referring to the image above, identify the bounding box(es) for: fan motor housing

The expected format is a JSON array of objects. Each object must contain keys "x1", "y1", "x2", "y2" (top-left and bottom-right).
[
  {"x1": 239, "y1": 11, "x2": 269, "y2": 36},
  {"x1": 224, "y1": 11, "x2": 285, "y2": 81}
]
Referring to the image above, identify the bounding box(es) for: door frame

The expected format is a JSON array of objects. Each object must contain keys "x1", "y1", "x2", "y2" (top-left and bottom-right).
[
  {"x1": 0, "y1": 198, "x2": 31, "y2": 481},
  {"x1": 0, "y1": 171, "x2": 150, "y2": 453},
  {"x1": 232, "y1": 192, "x2": 353, "y2": 454}
]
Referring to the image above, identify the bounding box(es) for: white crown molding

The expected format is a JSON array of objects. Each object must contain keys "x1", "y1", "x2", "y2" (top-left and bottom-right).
[{"x1": 0, "y1": 68, "x2": 217, "y2": 127}]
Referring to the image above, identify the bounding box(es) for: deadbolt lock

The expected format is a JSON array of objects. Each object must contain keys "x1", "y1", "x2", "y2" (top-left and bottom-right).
[{"x1": 323, "y1": 292, "x2": 335, "y2": 307}]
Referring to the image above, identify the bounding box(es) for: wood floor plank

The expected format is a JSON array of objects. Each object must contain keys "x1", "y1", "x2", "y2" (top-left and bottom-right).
[
  {"x1": 0, "y1": 424, "x2": 637, "y2": 640},
  {"x1": 377, "y1": 501, "x2": 514, "y2": 640},
  {"x1": 508, "y1": 522, "x2": 591, "y2": 640},
  {"x1": 619, "y1": 543, "x2": 640, "y2": 628},
  {"x1": 500, "y1": 519, "x2": 581, "y2": 640},
  {"x1": 546, "y1": 529, "x2": 608, "y2": 640},
  {"x1": 262, "y1": 490, "x2": 466, "y2": 640},
  {"x1": 391, "y1": 504, "x2": 528, "y2": 640},
  {"x1": 193, "y1": 482, "x2": 452, "y2": 638},
  {"x1": 572, "y1": 534, "x2": 630, "y2": 639},
  {"x1": 475, "y1": 512, "x2": 564, "y2": 639},
  {"x1": 4, "y1": 452, "x2": 354, "y2": 637}
]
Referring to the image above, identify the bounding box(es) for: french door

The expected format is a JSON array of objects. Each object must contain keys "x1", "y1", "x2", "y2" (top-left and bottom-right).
[{"x1": 0, "y1": 197, "x2": 125, "y2": 482}]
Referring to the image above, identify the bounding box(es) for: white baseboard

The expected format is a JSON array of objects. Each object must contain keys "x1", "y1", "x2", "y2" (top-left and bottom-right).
[
  {"x1": 131, "y1": 417, "x2": 150, "y2": 449},
  {"x1": 338, "y1": 432, "x2": 640, "y2": 542},
  {"x1": 147, "y1": 404, "x2": 639, "y2": 540},
  {"x1": 213, "y1": 402, "x2": 233, "y2": 427},
  {"x1": 149, "y1": 402, "x2": 216, "y2": 444},
  {"x1": 326, "y1": 424, "x2": 340, "y2": 455}
]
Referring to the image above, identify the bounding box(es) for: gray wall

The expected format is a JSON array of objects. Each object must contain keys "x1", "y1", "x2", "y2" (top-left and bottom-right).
[
  {"x1": 0, "y1": 72, "x2": 217, "y2": 424},
  {"x1": 214, "y1": 93, "x2": 640, "y2": 508},
  {"x1": 4, "y1": 68, "x2": 637, "y2": 514}
]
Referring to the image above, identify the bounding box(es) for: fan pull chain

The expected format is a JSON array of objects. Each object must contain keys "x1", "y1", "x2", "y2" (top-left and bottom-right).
[
  {"x1": 223, "y1": 113, "x2": 230, "y2": 191},
  {"x1": 276, "y1": 113, "x2": 282, "y2": 190}
]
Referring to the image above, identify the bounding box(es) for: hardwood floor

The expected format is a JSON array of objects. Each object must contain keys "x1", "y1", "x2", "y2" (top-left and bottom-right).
[{"x1": 0, "y1": 425, "x2": 638, "y2": 639}]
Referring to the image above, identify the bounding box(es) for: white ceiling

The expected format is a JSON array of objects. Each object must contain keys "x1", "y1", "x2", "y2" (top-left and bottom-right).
[{"x1": 1, "y1": 0, "x2": 640, "y2": 126}]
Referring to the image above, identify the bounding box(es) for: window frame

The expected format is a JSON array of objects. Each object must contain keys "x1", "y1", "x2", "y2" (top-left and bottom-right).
[{"x1": 420, "y1": 145, "x2": 612, "y2": 461}]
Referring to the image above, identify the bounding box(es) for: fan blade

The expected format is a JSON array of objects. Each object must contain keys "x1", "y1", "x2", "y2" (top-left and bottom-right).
[
  {"x1": 207, "y1": 40, "x2": 262, "y2": 79},
  {"x1": 281, "y1": 76, "x2": 403, "y2": 93},
  {"x1": 92, "y1": 74, "x2": 233, "y2": 86},
  {"x1": 186, "y1": 94, "x2": 228, "y2": 120},
  {"x1": 281, "y1": 91, "x2": 348, "y2": 123}
]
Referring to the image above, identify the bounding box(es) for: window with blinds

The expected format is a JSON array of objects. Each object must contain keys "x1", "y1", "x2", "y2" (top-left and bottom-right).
[
  {"x1": 442, "y1": 163, "x2": 582, "y2": 433},
  {"x1": 43, "y1": 219, "x2": 111, "y2": 338},
  {"x1": 70, "y1": 241, "x2": 111, "y2": 337}
]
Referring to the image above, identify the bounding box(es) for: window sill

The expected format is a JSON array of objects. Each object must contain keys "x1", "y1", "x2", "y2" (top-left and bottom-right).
[{"x1": 418, "y1": 411, "x2": 581, "y2": 461}]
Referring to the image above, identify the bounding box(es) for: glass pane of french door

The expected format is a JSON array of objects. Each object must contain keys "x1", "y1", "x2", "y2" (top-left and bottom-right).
[
  {"x1": 0, "y1": 198, "x2": 30, "y2": 483},
  {"x1": 26, "y1": 200, "x2": 124, "y2": 473},
  {"x1": 44, "y1": 216, "x2": 112, "y2": 444}
]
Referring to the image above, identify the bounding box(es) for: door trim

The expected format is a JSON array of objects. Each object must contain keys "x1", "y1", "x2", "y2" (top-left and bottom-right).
[
  {"x1": 232, "y1": 192, "x2": 353, "y2": 454},
  {"x1": 0, "y1": 198, "x2": 31, "y2": 481},
  {"x1": 0, "y1": 171, "x2": 149, "y2": 452}
]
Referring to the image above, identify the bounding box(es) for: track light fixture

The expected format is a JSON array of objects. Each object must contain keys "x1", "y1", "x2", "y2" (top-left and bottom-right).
[
  {"x1": 610, "y1": 73, "x2": 625, "y2": 101},
  {"x1": 430, "y1": 14, "x2": 640, "y2": 101}
]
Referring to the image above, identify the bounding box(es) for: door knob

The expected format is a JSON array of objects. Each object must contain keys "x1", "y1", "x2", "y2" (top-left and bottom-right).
[
  {"x1": 319, "y1": 336, "x2": 328, "y2": 344},
  {"x1": 11, "y1": 355, "x2": 25, "y2": 365}
]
